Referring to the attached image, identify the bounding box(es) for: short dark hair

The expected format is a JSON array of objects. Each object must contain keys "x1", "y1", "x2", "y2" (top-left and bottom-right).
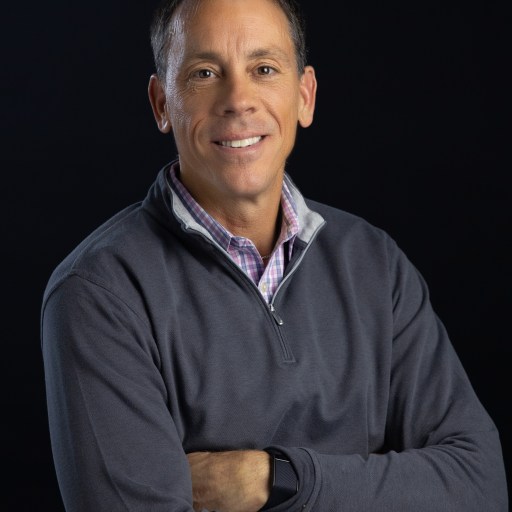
[{"x1": 149, "y1": 0, "x2": 308, "y2": 79}]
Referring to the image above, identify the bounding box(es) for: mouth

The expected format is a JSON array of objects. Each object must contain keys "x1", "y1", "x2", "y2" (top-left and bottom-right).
[{"x1": 215, "y1": 136, "x2": 263, "y2": 148}]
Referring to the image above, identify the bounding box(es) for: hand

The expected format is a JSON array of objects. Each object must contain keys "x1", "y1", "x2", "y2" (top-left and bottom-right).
[{"x1": 187, "y1": 450, "x2": 271, "y2": 512}]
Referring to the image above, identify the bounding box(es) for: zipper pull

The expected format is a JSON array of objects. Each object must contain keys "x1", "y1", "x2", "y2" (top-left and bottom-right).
[{"x1": 269, "y1": 304, "x2": 284, "y2": 326}]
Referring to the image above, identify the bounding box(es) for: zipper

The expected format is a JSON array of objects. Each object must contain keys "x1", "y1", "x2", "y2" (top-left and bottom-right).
[
  {"x1": 184, "y1": 228, "x2": 294, "y2": 360},
  {"x1": 182, "y1": 220, "x2": 325, "y2": 362},
  {"x1": 269, "y1": 220, "x2": 325, "y2": 306},
  {"x1": 269, "y1": 304, "x2": 284, "y2": 325}
]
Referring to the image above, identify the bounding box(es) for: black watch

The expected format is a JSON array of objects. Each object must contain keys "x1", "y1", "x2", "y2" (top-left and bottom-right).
[{"x1": 260, "y1": 449, "x2": 299, "y2": 510}]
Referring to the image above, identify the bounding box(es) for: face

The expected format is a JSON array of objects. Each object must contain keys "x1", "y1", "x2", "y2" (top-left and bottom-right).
[{"x1": 149, "y1": 0, "x2": 316, "y2": 209}]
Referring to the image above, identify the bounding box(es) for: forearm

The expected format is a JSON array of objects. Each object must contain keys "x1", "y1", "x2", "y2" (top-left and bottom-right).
[
  {"x1": 271, "y1": 430, "x2": 508, "y2": 511},
  {"x1": 187, "y1": 450, "x2": 271, "y2": 512}
]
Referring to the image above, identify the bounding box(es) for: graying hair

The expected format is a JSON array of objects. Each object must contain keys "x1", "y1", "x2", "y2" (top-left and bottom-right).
[{"x1": 149, "y1": 0, "x2": 308, "y2": 79}]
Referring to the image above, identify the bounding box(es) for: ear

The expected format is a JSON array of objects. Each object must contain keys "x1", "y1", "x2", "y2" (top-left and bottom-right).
[
  {"x1": 297, "y1": 65, "x2": 317, "y2": 128},
  {"x1": 148, "y1": 74, "x2": 172, "y2": 134}
]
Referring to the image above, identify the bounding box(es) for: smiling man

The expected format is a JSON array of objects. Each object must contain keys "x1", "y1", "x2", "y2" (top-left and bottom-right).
[
  {"x1": 41, "y1": 1, "x2": 508, "y2": 511},
  {"x1": 148, "y1": 0, "x2": 316, "y2": 260}
]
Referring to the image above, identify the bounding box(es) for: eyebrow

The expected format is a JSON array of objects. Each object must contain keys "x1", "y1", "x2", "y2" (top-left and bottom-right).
[
  {"x1": 248, "y1": 47, "x2": 292, "y2": 63},
  {"x1": 187, "y1": 46, "x2": 293, "y2": 65}
]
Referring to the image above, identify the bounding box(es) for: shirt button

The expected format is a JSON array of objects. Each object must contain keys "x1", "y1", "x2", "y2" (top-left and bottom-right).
[{"x1": 260, "y1": 283, "x2": 267, "y2": 293}]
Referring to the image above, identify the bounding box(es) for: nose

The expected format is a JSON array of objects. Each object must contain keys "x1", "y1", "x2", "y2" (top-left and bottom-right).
[{"x1": 215, "y1": 72, "x2": 257, "y2": 117}]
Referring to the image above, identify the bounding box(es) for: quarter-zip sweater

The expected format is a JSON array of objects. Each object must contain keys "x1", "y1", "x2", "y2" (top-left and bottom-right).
[{"x1": 41, "y1": 161, "x2": 508, "y2": 511}]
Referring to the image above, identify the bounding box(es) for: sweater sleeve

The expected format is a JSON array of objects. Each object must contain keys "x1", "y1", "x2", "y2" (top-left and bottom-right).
[
  {"x1": 266, "y1": 239, "x2": 508, "y2": 511},
  {"x1": 41, "y1": 274, "x2": 195, "y2": 512}
]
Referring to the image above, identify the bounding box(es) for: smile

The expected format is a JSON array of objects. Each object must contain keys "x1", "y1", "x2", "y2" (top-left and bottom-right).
[{"x1": 218, "y1": 136, "x2": 263, "y2": 148}]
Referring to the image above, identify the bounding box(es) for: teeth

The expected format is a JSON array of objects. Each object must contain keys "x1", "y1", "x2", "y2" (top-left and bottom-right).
[{"x1": 220, "y1": 136, "x2": 262, "y2": 148}]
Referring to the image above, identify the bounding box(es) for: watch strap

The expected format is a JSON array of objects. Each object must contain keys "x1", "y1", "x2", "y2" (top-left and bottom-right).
[{"x1": 260, "y1": 449, "x2": 298, "y2": 510}]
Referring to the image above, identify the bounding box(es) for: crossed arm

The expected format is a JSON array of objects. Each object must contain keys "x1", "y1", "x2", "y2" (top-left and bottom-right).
[
  {"x1": 187, "y1": 450, "x2": 270, "y2": 512},
  {"x1": 41, "y1": 268, "x2": 509, "y2": 511}
]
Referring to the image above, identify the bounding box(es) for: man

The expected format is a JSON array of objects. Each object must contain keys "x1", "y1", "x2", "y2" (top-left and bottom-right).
[{"x1": 41, "y1": 0, "x2": 508, "y2": 510}]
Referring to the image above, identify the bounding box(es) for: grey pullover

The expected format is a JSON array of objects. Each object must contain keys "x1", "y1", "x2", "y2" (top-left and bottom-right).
[{"x1": 41, "y1": 162, "x2": 508, "y2": 511}]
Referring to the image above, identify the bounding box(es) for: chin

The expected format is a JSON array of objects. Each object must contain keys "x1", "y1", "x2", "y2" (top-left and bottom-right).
[{"x1": 222, "y1": 166, "x2": 279, "y2": 196}]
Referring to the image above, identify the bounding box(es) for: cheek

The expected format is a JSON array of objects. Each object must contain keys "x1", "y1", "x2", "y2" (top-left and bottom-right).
[
  {"x1": 167, "y1": 98, "x2": 209, "y2": 150},
  {"x1": 166, "y1": 92, "x2": 195, "y2": 134},
  {"x1": 166, "y1": 87, "x2": 187, "y2": 122},
  {"x1": 279, "y1": 104, "x2": 301, "y2": 140},
  {"x1": 267, "y1": 86, "x2": 301, "y2": 126}
]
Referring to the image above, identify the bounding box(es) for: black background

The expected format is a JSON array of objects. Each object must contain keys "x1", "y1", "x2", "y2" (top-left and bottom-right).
[{"x1": 3, "y1": 0, "x2": 510, "y2": 509}]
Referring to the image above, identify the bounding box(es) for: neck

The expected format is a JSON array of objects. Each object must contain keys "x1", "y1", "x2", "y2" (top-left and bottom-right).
[
  {"x1": 208, "y1": 198, "x2": 282, "y2": 257},
  {"x1": 175, "y1": 165, "x2": 284, "y2": 256}
]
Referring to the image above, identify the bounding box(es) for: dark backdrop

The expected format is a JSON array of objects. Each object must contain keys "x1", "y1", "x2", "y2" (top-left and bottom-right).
[{"x1": 3, "y1": 1, "x2": 510, "y2": 509}]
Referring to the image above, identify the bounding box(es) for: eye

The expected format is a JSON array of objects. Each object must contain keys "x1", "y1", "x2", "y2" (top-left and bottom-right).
[
  {"x1": 193, "y1": 69, "x2": 215, "y2": 79},
  {"x1": 257, "y1": 66, "x2": 276, "y2": 76}
]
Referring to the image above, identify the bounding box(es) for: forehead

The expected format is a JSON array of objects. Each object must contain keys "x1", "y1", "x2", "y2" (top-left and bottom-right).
[{"x1": 170, "y1": 0, "x2": 293, "y2": 58}]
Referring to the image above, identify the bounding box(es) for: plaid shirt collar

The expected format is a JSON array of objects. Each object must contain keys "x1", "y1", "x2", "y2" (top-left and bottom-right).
[{"x1": 168, "y1": 162, "x2": 299, "y2": 302}]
